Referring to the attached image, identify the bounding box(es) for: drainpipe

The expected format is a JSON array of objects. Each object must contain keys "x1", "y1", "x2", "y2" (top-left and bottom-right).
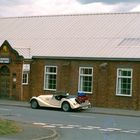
[{"x1": 20, "y1": 61, "x2": 24, "y2": 101}]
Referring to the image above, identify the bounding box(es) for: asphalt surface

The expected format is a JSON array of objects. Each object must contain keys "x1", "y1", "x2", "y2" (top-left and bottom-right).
[
  {"x1": 0, "y1": 100, "x2": 58, "y2": 140},
  {"x1": 0, "y1": 99, "x2": 140, "y2": 140},
  {"x1": 1, "y1": 99, "x2": 140, "y2": 117}
]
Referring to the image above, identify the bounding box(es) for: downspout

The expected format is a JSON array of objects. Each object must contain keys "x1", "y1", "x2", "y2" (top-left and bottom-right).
[{"x1": 20, "y1": 61, "x2": 24, "y2": 100}]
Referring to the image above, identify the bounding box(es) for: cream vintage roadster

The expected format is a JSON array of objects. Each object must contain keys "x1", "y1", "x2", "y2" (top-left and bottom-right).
[{"x1": 30, "y1": 93, "x2": 91, "y2": 112}]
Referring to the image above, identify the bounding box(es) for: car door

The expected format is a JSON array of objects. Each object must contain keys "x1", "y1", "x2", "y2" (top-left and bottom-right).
[{"x1": 49, "y1": 95, "x2": 61, "y2": 107}]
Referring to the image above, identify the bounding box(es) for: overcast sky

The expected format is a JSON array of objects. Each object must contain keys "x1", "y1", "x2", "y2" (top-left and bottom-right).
[{"x1": 0, "y1": 0, "x2": 140, "y2": 17}]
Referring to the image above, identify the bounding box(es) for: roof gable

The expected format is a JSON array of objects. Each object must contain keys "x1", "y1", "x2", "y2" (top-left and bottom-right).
[{"x1": 0, "y1": 40, "x2": 23, "y2": 60}]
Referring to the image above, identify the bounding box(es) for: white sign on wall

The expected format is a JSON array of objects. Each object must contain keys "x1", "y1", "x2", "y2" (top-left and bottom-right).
[
  {"x1": 23, "y1": 64, "x2": 30, "y2": 71},
  {"x1": 0, "y1": 58, "x2": 10, "y2": 64}
]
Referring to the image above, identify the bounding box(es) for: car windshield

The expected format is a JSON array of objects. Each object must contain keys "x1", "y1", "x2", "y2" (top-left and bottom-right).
[{"x1": 54, "y1": 94, "x2": 68, "y2": 100}]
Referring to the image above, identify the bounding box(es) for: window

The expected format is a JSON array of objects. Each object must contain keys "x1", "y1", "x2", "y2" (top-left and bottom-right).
[
  {"x1": 116, "y1": 68, "x2": 133, "y2": 96},
  {"x1": 44, "y1": 66, "x2": 57, "y2": 90},
  {"x1": 22, "y1": 72, "x2": 29, "y2": 85},
  {"x1": 22, "y1": 64, "x2": 30, "y2": 85},
  {"x1": 78, "y1": 67, "x2": 93, "y2": 93}
]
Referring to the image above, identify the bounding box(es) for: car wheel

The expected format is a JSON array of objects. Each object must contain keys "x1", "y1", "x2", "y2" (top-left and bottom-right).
[
  {"x1": 31, "y1": 100, "x2": 39, "y2": 109},
  {"x1": 62, "y1": 102, "x2": 71, "y2": 112}
]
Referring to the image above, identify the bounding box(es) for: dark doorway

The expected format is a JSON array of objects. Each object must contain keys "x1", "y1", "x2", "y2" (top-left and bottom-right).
[{"x1": 0, "y1": 66, "x2": 10, "y2": 99}]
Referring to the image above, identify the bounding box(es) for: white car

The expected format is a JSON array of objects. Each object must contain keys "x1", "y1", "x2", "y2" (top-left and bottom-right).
[{"x1": 30, "y1": 94, "x2": 91, "y2": 112}]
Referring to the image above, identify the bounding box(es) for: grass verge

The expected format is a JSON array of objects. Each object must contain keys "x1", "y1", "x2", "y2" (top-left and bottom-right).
[{"x1": 0, "y1": 119, "x2": 22, "y2": 136}]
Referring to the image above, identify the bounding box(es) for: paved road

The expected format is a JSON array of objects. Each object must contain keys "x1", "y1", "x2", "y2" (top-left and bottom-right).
[
  {"x1": 32, "y1": 112, "x2": 140, "y2": 140},
  {"x1": 0, "y1": 100, "x2": 140, "y2": 140},
  {"x1": 0, "y1": 103, "x2": 58, "y2": 140},
  {"x1": 1, "y1": 99, "x2": 140, "y2": 117}
]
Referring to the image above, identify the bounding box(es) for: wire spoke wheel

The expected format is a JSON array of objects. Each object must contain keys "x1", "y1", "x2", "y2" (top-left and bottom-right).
[
  {"x1": 31, "y1": 100, "x2": 39, "y2": 109},
  {"x1": 62, "y1": 102, "x2": 71, "y2": 112}
]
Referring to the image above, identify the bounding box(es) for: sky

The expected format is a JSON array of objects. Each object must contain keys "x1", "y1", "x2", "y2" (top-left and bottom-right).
[{"x1": 0, "y1": 0, "x2": 140, "y2": 17}]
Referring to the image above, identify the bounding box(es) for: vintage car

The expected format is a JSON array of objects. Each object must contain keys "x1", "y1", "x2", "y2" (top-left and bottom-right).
[{"x1": 30, "y1": 93, "x2": 91, "y2": 112}]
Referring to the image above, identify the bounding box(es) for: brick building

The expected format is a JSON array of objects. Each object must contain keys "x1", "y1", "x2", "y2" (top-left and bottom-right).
[{"x1": 0, "y1": 13, "x2": 140, "y2": 110}]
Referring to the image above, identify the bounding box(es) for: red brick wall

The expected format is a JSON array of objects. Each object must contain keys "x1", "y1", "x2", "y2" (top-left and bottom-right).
[
  {"x1": 99, "y1": 61, "x2": 140, "y2": 110},
  {"x1": 28, "y1": 59, "x2": 140, "y2": 110},
  {"x1": 0, "y1": 53, "x2": 23, "y2": 100}
]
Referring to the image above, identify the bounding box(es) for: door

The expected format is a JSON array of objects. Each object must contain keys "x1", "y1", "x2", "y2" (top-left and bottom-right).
[{"x1": 0, "y1": 66, "x2": 10, "y2": 99}]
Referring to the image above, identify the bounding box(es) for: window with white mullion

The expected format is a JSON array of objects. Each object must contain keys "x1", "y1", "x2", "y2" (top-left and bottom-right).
[
  {"x1": 116, "y1": 68, "x2": 133, "y2": 96},
  {"x1": 79, "y1": 67, "x2": 93, "y2": 93},
  {"x1": 22, "y1": 72, "x2": 29, "y2": 85},
  {"x1": 44, "y1": 66, "x2": 57, "y2": 91}
]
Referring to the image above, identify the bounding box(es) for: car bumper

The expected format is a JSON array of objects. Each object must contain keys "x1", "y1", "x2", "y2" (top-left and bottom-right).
[
  {"x1": 71, "y1": 102, "x2": 91, "y2": 110},
  {"x1": 79, "y1": 103, "x2": 91, "y2": 109}
]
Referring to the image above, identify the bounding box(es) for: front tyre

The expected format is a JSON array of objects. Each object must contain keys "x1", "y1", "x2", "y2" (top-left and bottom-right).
[
  {"x1": 31, "y1": 100, "x2": 39, "y2": 109},
  {"x1": 62, "y1": 102, "x2": 71, "y2": 112}
]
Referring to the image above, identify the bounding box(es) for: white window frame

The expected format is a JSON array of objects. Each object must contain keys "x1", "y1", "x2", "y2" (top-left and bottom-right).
[
  {"x1": 116, "y1": 68, "x2": 133, "y2": 97},
  {"x1": 78, "y1": 67, "x2": 93, "y2": 94},
  {"x1": 44, "y1": 66, "x2": 57, "y2": 91},
  {"x1": 22, "y1": 72, "x2": 29, "y2": 85}
]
